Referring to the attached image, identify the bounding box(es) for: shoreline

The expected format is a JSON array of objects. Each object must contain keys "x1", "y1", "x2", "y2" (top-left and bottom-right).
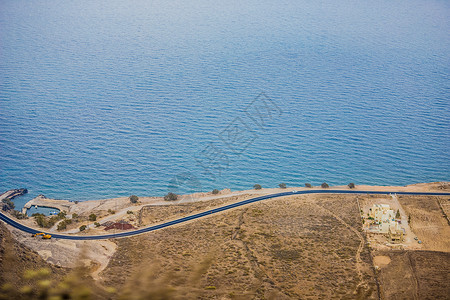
[
  {"x1": 2, "y1": 182, "x2": 448, "y2": 282},
  {"x1": 5, "y1": 181, "x2": 449, "y2": 217}
]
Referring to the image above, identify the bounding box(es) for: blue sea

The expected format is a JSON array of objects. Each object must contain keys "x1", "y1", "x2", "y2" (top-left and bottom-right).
[{"x1": 1, "y1": 0, "x2": 449, "y2": 207}]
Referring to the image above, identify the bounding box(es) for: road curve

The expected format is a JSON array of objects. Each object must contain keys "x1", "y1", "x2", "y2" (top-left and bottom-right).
[{"x1": 1, "y1": 190, "x2": 449, "y2": 240}]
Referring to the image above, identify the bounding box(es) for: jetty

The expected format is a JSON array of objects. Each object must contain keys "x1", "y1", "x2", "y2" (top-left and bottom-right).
[
  {"x1": 0, "y1": 188, "x2": 28, "y2": 202},
  {"x1": 22, "y1": 195, "x2": 74, "y2": 214}
]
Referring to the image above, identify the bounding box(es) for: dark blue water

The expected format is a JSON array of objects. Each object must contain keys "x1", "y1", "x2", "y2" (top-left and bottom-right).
[{"x1": 1, "y1": 0, "x2": 449, "y2": 206}]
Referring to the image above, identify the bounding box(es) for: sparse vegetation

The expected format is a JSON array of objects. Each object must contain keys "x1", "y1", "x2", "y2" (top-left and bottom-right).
[
  {"x1": 1, "y1": 198, "x2": 15, "y2": 210},
  {"x1": 278, "y1": 183, "x2": 287, "y2": 189},
  {"x1": 108, "y1": 209, "x2": 115, "y2": 214},
  {"x1": 272, "y1": 249, "x2": 301, "y2": 261},
  {"x1": 127, "y1": 210, "x2": 134, "y2": 214},
  {"x1": 164, "y1": 192, "x2": 178, "y2": 201},
  {"x1": 72, "y1": 213, "x2": 78, "y2": 219},
  {"x1": 321, "y1": 182, "x2": 329, "y2": 188},
  {"x1": 305, "y1": 183, "x2": 312, "y2": 188},
  {"x1": 10, "y1": 210, "x2": 28, "y2": 219},
  {"x1": 57, "y1": 219, "x2": 72, "y2": 231},
  {"x1": 33, "y1": 212, "x2": 66, "y2": 228},
  {"x1": 396, "y1": 209, "x2": 400, "y2": 219},
  {"x1": 253, "y1": 184, "x2": 262, "y2": 190},
  {"x1": 129, "y1": 195, "x2": 139, "y2": 204},
  {"x1": 348, "y1": 182, "x2": 355, "y2": 189},
  {"x1": 108, "y1": 193, "x2": 381, "y2": 299},
  {"x1": 3, "y1": 191, "x2": 448, "y2": 300},
  {"x1": 212, "y1": 189, "x2": 219, "y2": 195}
]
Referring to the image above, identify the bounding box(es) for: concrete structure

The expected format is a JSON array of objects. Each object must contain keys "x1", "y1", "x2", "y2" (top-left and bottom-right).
[
  {"x1": 367, "y1": 203, "x2": 404, "y2": 241},
  {"x1": 22, "y1": 195, "x2": 74, "y2": 214},
  {"x1": 387, "y1": 220, "x2": 404, "y2": 241},
  {"x1": 369, "y1": 204, "x2": 395, "y2": 223}
]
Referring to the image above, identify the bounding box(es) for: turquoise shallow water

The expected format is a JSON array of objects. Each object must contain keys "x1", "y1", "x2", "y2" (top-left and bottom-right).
[{"x1": 1, "y1": 0, "x2": 449, "y2": 206}]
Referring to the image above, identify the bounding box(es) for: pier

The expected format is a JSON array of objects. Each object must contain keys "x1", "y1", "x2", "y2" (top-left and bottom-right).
[{"x1": 0, "y1": 188, "x2": 28, "y2": 202}]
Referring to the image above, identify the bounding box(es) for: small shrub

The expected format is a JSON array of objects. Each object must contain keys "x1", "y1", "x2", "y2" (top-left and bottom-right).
[
  {"x1": 94, "y1": 222, "x2": 101, "y2": 227},
  {"x1": 253, "y1": 184, "x2": 262, "y2": 190},
  {"x1": 72, "y1": 213, "x2": 78, "y2": 219},
  {"x1": 164, "y1": 192, "x2": 178, "y2": 201},
  {"x1": 33, "y1": 214, "x2": 57, "y2": 228},
  {"x1": 1, "y1": 198, "x2": 15, "y2": 210},
  {"x1": 305, "y1": 183, "x2": 312, "y2": 188},
  {"x1": 127, "y1": 210, "x2": 134, "y2": 214},
  {"x1": 129, "y1": 195, "x2": 139, "y2": 203},
  {"x1": 57, "y1": 211, "x2": 67, "y2": 219},
  {"x1": 57, "y1": 219, "x2": 72, "y2": 231},
  {"x1": 79, "y1": 225, "x2": 87, "y2": 232},
  {"x1": 212, "y1": 189, "x2": 219, "y2": 195},
  {"x1": 272, "y1": 249, "x2": 301, "y2": 261},
  {"x1": 348, "y1": 182, "x2": 355, "y2": 189},
  {"x1": 11, "y1": 210, "x2": 27, "y2": 219},
  {"x1": 88, "y1": 214, "x2": 97, "y2": 221},
  {"x1": 57, "y1": 221, "x2": 67, "y2": 231},
  {"x1": 396, "y1": 209, "x2": 400, "y2": 219},
  {"x1": 321, "y1": 182, "x2": 329, "y2": 188},
  {"x1": 278, "y1": 183, "x2": 287, "y2": 189},
  {"x1": 108, "y1": 209, "x2": 115, "y2": 214}
]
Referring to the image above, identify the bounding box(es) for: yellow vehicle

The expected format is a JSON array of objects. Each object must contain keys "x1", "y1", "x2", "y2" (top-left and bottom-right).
[{"x1": 32, "y1": 232, "x2": 51, "y2": 239}]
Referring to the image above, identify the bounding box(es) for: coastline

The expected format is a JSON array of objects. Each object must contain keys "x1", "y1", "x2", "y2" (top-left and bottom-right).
[
  {"x1": 8, "y1": 181, "x2": 450, "y2": 218},
  {"x1": 2, "y1": 182, "x2": 448, "y2": 283}
]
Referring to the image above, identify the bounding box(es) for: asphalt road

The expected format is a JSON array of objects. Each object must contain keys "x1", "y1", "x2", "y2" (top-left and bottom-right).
[{"x1": 1, "y1": 190, "x2": 449, "y2": 240}]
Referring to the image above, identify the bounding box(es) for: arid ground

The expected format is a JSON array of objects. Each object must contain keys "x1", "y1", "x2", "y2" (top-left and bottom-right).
[{"x1": 1, "y1": 183, "x2": 449, "y2": 299}]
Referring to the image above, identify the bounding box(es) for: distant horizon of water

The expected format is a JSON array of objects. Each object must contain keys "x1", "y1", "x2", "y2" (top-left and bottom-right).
[{"x1": 1, "y1": 0, "x2": 449, "y2": 209}]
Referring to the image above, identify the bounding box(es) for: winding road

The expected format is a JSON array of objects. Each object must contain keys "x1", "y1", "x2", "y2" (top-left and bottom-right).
[{"x1": 1, "y1": 190, "x2": 449, "y2": 240}]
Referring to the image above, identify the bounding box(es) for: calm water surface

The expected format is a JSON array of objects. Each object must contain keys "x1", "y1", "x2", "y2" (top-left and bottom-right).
[{"x1": 1, "y1": 0, "x2": 449, "y2": 206}]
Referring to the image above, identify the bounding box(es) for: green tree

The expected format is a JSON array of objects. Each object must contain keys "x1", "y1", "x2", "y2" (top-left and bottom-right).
[
  {"x1": 279, "y1": 183, "x2": 287, "y2": 189},
  {"x1": 33, "y1": 214, "x2": 47, "y2": 228},
  {"x1": 321, "y1": 182, "x2": 329, "y2": 188},
  {"x1": 129, "y1": 195, "x2": 139, "y2": 204},
  {"x1": 164, "y1": 192, "x2": 178, "y2": 201},
  {"x1": 2, "y1": 198, "x2": 15, "y2": 210},
  {"x1": 11, "y1": 210, "x2": 27, "y2": 219},
  {"x1": 348, "y1": 183, "x2": 355, "y2": 189},
  {"x1": 212, "y1": 189, "x2": 219, "y2": 195},
  {"x1": 57, "y1": 221, "x2": 67, "y2": 231},
  {"x1": 88, "y1": 214, "x2": 97, "y2": 221},
  {"x1": 305, "y1": 183, "x2": 312, "y2": 188},
  {"x1": 79, "y1": 225, "x2": 87, "y2": 232},
  {"x1": 57, "y1": 211, "x2": 66, "y2": 219},
  {"x1": 253, "y1": 184, "x2": 262, "y2": 190}
]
